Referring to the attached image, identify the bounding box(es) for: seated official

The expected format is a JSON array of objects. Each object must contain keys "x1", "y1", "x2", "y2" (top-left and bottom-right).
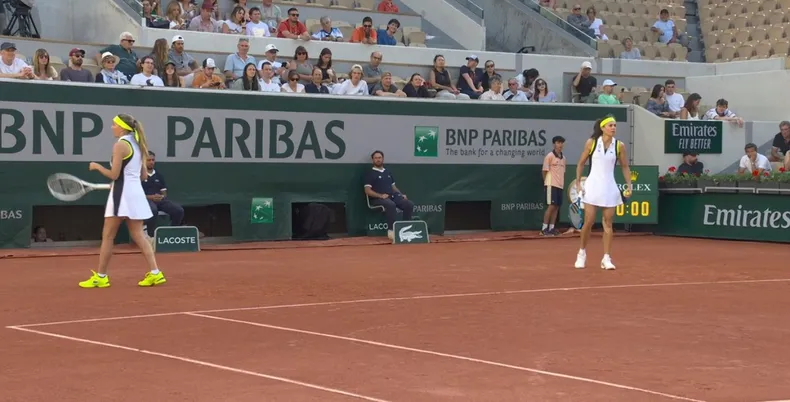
[
  {"x1": 142, "y1": 151, "x2": 185, "y2": 237},
  {"x1": 676, "y1": 153, "x2": 704, "y2": 176},
  {"x1": 364, "y1": 150, "x2": 414, "y2": 240},
  {"x1": 737, "y1": 143, "x2": 772, "y2": 175}
]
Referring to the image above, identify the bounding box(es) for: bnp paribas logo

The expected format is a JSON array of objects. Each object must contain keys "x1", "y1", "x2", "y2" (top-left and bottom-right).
[
  {"x1": 250, "y1": 197, "x2": 273, "y2": 224},
  {"x1": 414, "y1": 126, "x2": 438, "y2": 157}
]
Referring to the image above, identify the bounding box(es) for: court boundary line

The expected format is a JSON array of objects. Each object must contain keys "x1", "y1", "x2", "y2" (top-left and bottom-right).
[
  {"x1": 6, "y1": 278, "x2": 790, "y2": 329},
  {"x1": 187, "y1": 312, "x2": 705, "y2": 402},
  {"x1": 6, "y1": 325, "x2": 391, "y2": 402}
]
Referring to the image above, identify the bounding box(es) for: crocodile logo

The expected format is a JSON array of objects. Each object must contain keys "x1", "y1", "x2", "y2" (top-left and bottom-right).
[{"x1": 398, "y1": 225, "x2": 423, "y2": 242}]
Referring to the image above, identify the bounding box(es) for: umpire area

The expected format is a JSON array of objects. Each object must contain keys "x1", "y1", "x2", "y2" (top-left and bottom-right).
[{"x1": 2, "y1": 235, "x2": 790, "y2": 402}]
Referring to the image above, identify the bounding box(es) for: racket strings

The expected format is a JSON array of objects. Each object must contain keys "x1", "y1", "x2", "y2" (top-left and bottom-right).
[{"x1": 48, "y1": 177, "x2": 86, "y2": 196}]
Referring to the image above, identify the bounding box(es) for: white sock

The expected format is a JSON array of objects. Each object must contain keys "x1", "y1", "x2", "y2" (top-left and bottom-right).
[
  {"x1": 603, "y1": 254, "x2": 611, "y2": 260},
  {"x1": 548, "y1": 224, "x2": 554, "y2": 230},
  {"x1": 579, "y1": 248, "x2": 586, "y2": 254},
  {"x1": 151, "y1": 269, "x2": 160, "y2": 275},
  {"x1": 542, "y1": 223, "x2": 548, "y2": 230},
  {"x1": 97, "y1": 273, "x2": 107, "y2": 278}
]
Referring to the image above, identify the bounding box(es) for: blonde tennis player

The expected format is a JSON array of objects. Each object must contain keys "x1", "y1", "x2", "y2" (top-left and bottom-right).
[
  {"x1": 573, "y1": 115, "x2": 632, "y2": 270},
  {"x1": 79, "y1": 114, "x2": 166, "y2": 288}
]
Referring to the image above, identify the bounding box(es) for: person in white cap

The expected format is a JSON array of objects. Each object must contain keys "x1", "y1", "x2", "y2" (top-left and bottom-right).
[
  {"x1": 96, "y1": 52, "x2": 129, "y2": 85},
  {"x1": 96, "y1": 32, "x2": 139, "y2": 80},
  {"x1": 258, "y1": 44, "x2": 286, "y2": 84},
  {"x1": 191, "y1": 58, "x2": 225, "y2": 89},
  {"x1": 167, "y1": 35, "x2": 195, "y2": 76},
  {"x1": 572, "y1": 61, "x2": 596, "y2": 103},
  {"x1": 596, "y1": 79, "x2": 623, "y2": 105}
]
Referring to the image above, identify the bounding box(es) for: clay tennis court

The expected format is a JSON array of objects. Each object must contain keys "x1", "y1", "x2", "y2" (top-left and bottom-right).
[{"x1": 2, "y1": 234, "x2": 789, "y2": 402}]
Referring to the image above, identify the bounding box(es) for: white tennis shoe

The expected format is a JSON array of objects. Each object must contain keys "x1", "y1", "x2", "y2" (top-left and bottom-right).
[
  {"x1": 574, "y1": 250, "x2": 586, "y2": 269},
  {"x1": 601, "y1": 255, "x2": 616, "y2": 270}
]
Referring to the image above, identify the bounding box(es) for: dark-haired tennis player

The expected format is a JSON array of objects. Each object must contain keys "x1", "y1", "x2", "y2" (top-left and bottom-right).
[
  {"x1": 79, "y1": 114, "x2": 166, "y2": 288},
  {"x1": 573, "y1": 115, "x2": 632, "y2": 270},
  {"x1": 540, "y1": 136, "x2": 566, "y2": 236}
]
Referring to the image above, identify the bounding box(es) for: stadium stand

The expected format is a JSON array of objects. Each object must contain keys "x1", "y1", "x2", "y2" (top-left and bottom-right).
[{"x1": 700, "y1": 0, "x2": 790, "y2": 63}]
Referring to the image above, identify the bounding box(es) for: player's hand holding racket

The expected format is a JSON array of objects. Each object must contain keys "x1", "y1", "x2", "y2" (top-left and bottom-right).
[{"x1": 47, "y1": 173, "x2": 110, "y2": 202}]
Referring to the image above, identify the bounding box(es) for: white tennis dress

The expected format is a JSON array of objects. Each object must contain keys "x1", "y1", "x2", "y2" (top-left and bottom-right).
[
  {"x1": 104, "y1": 133, "x2": 153, "y2": 220},
  {"x1": 581, "y1": 137, "x2": 623, "y2": 208}
]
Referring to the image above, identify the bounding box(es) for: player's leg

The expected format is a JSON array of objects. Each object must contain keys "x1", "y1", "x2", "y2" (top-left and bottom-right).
[
  {"x1": 575, "y1": 204, "x2": 597, "y2": 268},
  {"x1": 79, "y1": 217, "x2": 123, "y2": 288},
  {"x1": 600, "y1": 207, "x2": 616, "y2": 270},
  {"x1": 127, "y1": 219, "x2": 166, "y2": 287}
]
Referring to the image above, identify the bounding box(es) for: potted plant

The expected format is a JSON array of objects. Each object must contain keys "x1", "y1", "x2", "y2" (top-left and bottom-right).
[
  {"x1": 710, "y1": 173, "x2": 739, "y2": 193},
  {"x1": 777, "y1": 167, "x2": 790, "y2": 191},
  {"x1": 736, "y1": 170, "x2": 760, "y2": 192},
  {"x1": 697, "y1": 169, "x2": 716, "y2": 190},
  {"x1": 660, "y1": 167, "x2": 697, "y2": 188},
  {"x1": 756, "y1": 170, "x2": 780, "y2": 190}
]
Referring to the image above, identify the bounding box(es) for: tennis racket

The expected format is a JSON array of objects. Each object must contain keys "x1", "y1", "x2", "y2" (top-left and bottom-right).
[
  {"x1": 568, "y1": 196, "x2": 584, "y2": 230},
  {"x1": 47, "y1": 173, "x2": 111, "y2": 202}
]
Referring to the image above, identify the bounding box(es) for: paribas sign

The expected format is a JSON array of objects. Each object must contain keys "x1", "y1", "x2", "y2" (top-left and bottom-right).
[{"x1": 703, "y1": 204, "x2": 790, "y2": 229}]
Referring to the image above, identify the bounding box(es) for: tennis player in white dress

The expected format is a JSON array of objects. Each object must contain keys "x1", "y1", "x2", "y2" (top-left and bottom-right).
[
  {"x1": 573, "y1": 116, "x2": 633, "y2": 270},
  {"x1": 79, "y1": 114, "x2": 166, "y2": 288}
]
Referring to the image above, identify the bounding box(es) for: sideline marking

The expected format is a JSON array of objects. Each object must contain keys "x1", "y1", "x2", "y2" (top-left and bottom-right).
[
  {"x1": 188, "y1": 313, "x2": 706, "y2": 402},
  {"x1": 7, "y1": 326, "x2": 391, "y2": 402},
  {"x1": 8, "y1": 278, "x2": 790, "y2": 329}
]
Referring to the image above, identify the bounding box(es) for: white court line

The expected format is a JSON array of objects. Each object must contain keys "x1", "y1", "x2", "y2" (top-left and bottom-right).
[
  {"x1": 188, "y1": 313, "x2": 706, "y2": 402},
  {"x1": 8, "y1": 278, "x2": 790, "y2": 329},
  {"x1": 7, "y1": 326, "x2": 391, "y2": 402}
]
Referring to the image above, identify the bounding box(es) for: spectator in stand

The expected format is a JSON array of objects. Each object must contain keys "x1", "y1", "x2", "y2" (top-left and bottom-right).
[
  {"x1": 652, "y1": 9, "x2": 688, "y2": 48},
  {"x1": 567, "y1": 4, "x2": 594, "y2": 37},
  {"x1": 315, "y1": 48, "x2": 337, "y2": 86},
  {"x1": 663, "y1": 79, "x2": 683, "y2": 117},
  {"x1": 281, "y1": 70, "x2": 306, "y2": 93},
  {"x1": 288, "y1": 45, "x2": 313, "y2": 85},
  {"x1": 32, "y1": 48, "x2": 58, "y2": 80},
  {"x1": 480, "y1": 60, "x2": 502, "y2": 93},
  {"x1": 430, "y1": 55, "x2": 468, "y2": 100},
  {"x1": 646, "y1": 84, "x2": 672, "y2": 117},
  {"x1": 161, "y1": 60, "x2": 184, "y2": 87},
  {"x1": 165, "y1": 1, "x2": 188, "y2": 29},
  {"x1": 313, "y1": 16, "x2": 344, "y2": 42},
  {"x1": 0, "y1": 42, "x2": 33, "y2": 79},
  {"x1": 704, "y1": 98, "x2": 744, "y2": 127},
  {"x1": 352, "y1": 17, "x2": 378, "y2": 44},
  {"x1": 532, "y1": 78, "x2": 557, "y2": 102},
  {"x1": 176, "y1": 0, "x2": 199, "y2": 22},
  {"x1": 149, "y1": 38, "x2": 169, "y2": 75},
  {"x1": 377, "y1": 0, "x2": 399, "y2": 13},
  {"x1": 278, "y1": 8, "x2": 310, "y2": 40},
  {"x1": 131, "y1": 56, "x2": 165, "y2": 86},
  {"x1": 457, "y1": 55, "x2": 484, "y2": 99},
  {"x1": 189, "y1": 1, "x2": 220, "y2": 32},
  {"x1": 167, "y1": 35, "x2": 195, "y2": 76},
  {"x1": 620, "y1": 37, "x2": 642, "y2": 59},
  {"x1": 143, "y1": 0, "x2": 167, "y2": 28},
  {"x1": 365, "y1": 150, "x2": 414, "y2": 241},
  {"x1": 192, "y1": 58, "x2": 225, "y2": 89},
  {"x1": 363, "y1": 51, "x2": 383, "y2": 93},
  {"x1": 516, "y1": 68, "x2": 540, "y2": 98},
  {"x1": 181, "y1": 60, "x2": 200, "y2": 87},
  {"x1": 738, "y1": 143, "x2": 772, "y2": 175},
  {"x1": 258, "y1": 44, "x2": 286, "y2": 85},
  {"x1": 677, "y1": 153, "x2": 704, "y2": 176},
  {"x1": 377, "y1": 19, "x2": 400, "y2": 46},
  {"x1": 31, "y1": 226, "x2": 54, "y2": 243},
  {"x1": 246, "y1": 7, "x2": 271, "y2": 37},
  {"x1": 503, "y1": 78, "x2": 529, "y2": 101},
  {"x1": 333, "y1": 64, "x2": 369, "y2": 95},
  {"x1": 224, "y1": 37, "x2": 256, "y2": 83},
  {"x1": 480, "y1": 77, "x2": 505, "y2": 100},
  {"x1": 231, "y1": 63, "x2": 260, "y2": 91},
  {"x1": 585, "y1": 7, "x2": 608, "y2": 40},
  {"x1": 597, "y1": 79, "x2": 622, "y2": 104},
  {"x1": 226, "y1": 0, "x2": 248, "y2": 20},
  {"x1": 97, "y1": 32, "x2": 139, "y2": 80},
  {"x1": 95, "y1": 52, "x2": 129, "y2": 84},
  {"x1": 769, "y1": 121, "x2": 790, "y2": 168},
  {"x1": 260, "y1": 0, "x2": 282, "y2": 36},
  {"x1": 258, "y1": 61, "x2": 281, "y2": 92},
  {"x1": 572, "y1": 61, "x2": 596, "y2": 103},
  {"x1": 60, "y1": 48, "x2": 93, "y2": 82},
  {"x1": 538, "y1": 0, "x2": 556, "y2": 9},
  {"x1": 306, "y1": 67, "x2": 330, "y2": 94},
  {"x1": 372, "y1": 72, "x2": 407, "y2": 97},
  {"x1": 142, "y1": 151, "x2": 185, "y2": 238},
  {"x1": 223, "y1": 6, "x2": 247, "y2": 34},
  {"x1": 680, "y1": 93, "x2": 702, "y2": 120},
  {"x1": 403, "y1": 73, "x2": 429, "y2": 98}
]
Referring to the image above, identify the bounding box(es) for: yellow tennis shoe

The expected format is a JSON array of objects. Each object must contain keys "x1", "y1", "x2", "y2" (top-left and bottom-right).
[
  {"x1": 78, "y1": 271, "x2": 110, "y2": 288},
  {"x1": 138, "y1": 271, "x2": 166, "y2": 287}
]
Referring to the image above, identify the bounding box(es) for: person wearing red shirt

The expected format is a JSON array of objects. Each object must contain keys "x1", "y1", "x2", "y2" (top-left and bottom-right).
[
  {"x1": 377, "y1": 0, "x2": 399, "y2": 13},
  {"x1": 277, "y1": 7, "x2": 310, "y2": 40}
]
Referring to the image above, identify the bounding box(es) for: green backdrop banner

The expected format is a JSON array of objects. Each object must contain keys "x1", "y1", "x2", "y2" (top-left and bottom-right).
[
  {"x1": 655, "y1": 194, "x2": 790, "y2": 243},
  {"x1": 0, "y1": 81, "x2": 630, "y2": 248},
  {"x1": 664, "y1": 120, "x2": 723, "y2": 154}
]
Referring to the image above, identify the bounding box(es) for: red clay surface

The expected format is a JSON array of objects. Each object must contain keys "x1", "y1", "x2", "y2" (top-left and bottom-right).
[{"x1": 1, "y1": 235, "x2": 789, "y2": 402}]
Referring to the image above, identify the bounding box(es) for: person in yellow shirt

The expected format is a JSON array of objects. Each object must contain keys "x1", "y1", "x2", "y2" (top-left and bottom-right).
[{"x1": 541, "y1": 136, "x2": 566, "y2": 236}]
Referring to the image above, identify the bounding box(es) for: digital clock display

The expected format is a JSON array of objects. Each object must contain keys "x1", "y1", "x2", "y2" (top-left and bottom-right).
[{"x1": 562, "y1": 165, "x2": 659, "y2": 224}]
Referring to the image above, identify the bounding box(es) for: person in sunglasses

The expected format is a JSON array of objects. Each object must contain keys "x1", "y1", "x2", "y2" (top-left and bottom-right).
[
  {"x1": 351, "y1": 16, "x2": 378, "y2": 44},
  {"x1": 277, "y1": 7, "x2": 310, "y2": 40}
]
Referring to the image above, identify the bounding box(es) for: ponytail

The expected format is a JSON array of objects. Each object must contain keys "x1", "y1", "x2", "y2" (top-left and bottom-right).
[
  {"x1": 591, "y1": 117, "x2": 604, "y2": 140},
  {"x1": 133, "y1": 120, "x2": 150, "y2": 165}
]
